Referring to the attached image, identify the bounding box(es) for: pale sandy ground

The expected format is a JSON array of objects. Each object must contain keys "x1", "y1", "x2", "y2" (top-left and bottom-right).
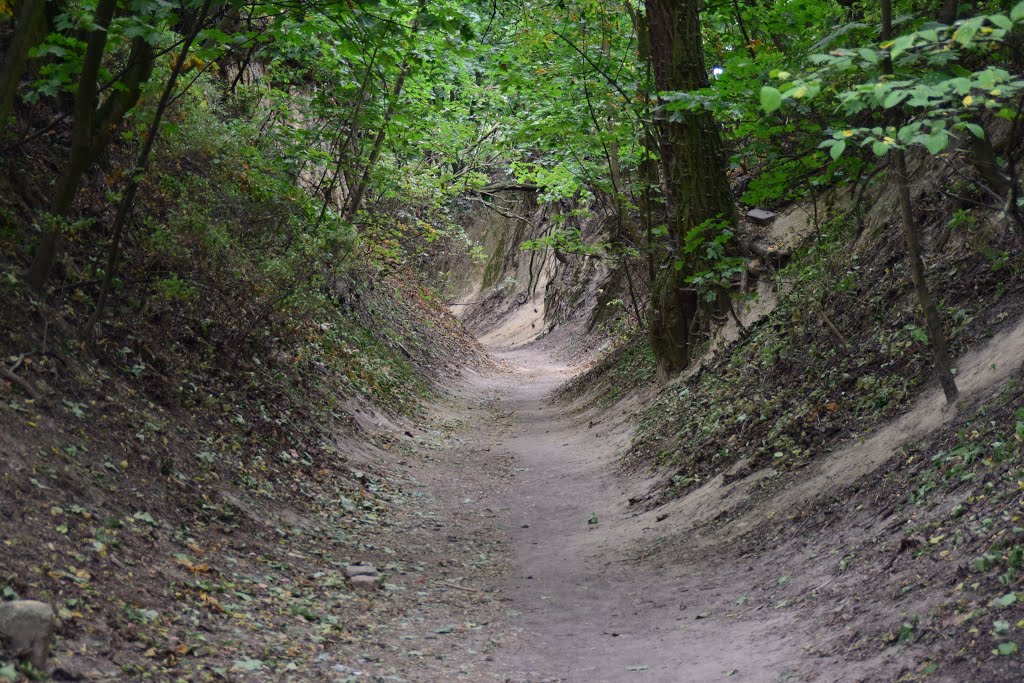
[{"x1": 417, "y1": 312, "x2": 1024, "y2": 682}]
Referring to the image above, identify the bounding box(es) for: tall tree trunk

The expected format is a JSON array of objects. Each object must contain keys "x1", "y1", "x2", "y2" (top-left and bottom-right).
[
  {"x1": 343, "y1": 60, "x2": 409, "y2": 220},
  {"x1": 937, "y1": 0, "x2": 958, "y2": 24},
  {"x1": 882, "y1": 0, "x2": 959, "y2": 403},
  {"x1": 88, "y1": 37, "x2": 156, "y2": 163},
  {"x1": 26, "y1": 0, "x2": 118, "y2": 291},
  {"x1": 82, "y1": 0, "x2": 214, "y2": 338},
  {"x1": 0, "y1": 0, "x2": 48, "y2": 127},
  {"x1": 644, "y1": 0, "x2": 735, "y2": 376}
]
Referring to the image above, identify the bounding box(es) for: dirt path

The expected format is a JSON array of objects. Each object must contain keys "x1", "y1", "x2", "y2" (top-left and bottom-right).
[
  {"x1": 454, "y1": 349, "x2": 806, "y2": 683},
  {"x1": 383, "y1": 314, "x2": 1024, "y2": 682}
]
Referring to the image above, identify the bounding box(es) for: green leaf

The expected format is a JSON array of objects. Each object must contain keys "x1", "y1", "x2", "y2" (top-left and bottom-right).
[
  {"x1": 760, "y1": 86, "x2": 782, "y2": 113},
  {"x1": 233, "y1": 658, "x2": 264, "y2": 672},
  {"x1": 991, "y1": 15, "x2": 1013, "y2": 30},
  {"x1": 995, "y1": 592, "x2": 1018, "y2": 607},
  {"x1": 132, "y1": 510, "x2": 158, "y2": 526},
  {"x1": 857, "y1": 48, "x2": 879, "y2": 64},
  {"x1": 1012, "y1": 2, "x2": 1024, "y2": 23},
  {"x1": 897, "y1": 122, "x2": 921, "y2": 144},
  {"x1": 964, "y1": 123, "x2": 985, "y2": 139},
  {"x1": 830, "y1": 139, "x2": 846, "y2": 161},
  {"x1": 954, "y1": 18, "x2": 982, "y2": 46},
  {"x1": 884, "y1": 90, "x2": 908, "y2": 109},
  {"x1": 872, "y1": 140, "x2": 889, "y2": 156},
  {"x1": 949, "y1": 77, "x2": 972, "y2": 95},
  {"x1": 890, "y1": 35, "x2": 915, "y2": 59},
  {"x1": 924, "y1": 131, "x2": 949, "y2": 154},
  {"x1": 996, "y1": 642, "x2": 1018, "y2": 656}
]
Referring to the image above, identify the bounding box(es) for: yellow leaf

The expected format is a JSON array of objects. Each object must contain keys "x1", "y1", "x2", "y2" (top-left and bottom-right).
[{"x1": 963, "y1": 95, "x2": 974, "y2": 106}]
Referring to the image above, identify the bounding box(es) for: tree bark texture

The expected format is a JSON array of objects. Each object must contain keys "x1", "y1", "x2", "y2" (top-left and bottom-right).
[
  {"x1": 0, "y1": 0, "x2": 48, "y2": 127},
  {"x1": 882, "y1": 0, "x2": 959, "y2": 403},
  {"x1": 644, "y1": 0, "x2": 735, "y2": 375},
  {"x1": 27, "y1": 0, "x2": 119, "y2": 291}
]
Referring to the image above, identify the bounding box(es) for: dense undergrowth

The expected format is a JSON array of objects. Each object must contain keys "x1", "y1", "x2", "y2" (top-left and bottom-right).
[
  {"x1": 0, "y1": 41, "x2": 483, "y2": 678},
  {"x1": 541, "y1": 144, "x2": 1024, "y2": 678},
  {"x1": 624, "y1": 168, "x2": 1023, "y2": 491}
]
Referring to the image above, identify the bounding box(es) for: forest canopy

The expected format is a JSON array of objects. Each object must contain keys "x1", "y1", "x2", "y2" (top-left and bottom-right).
[{"x1": 2, "y1": 0, "x2": 1023, "y2": 388}]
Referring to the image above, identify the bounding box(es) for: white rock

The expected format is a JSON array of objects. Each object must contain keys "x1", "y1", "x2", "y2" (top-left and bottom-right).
[
  {"x1": 0, "y1": 600, "x2": 55, "y2": 669},
  {"x1": 349, "y1": 574, "x2": 381, "y2": 592},
  {"x1": 344, "y1": 564, "x2": 378, "y2": 578}
]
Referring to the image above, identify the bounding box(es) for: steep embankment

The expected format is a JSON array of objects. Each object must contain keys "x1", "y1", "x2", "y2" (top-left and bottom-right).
[
  {"x1": 0, "y1": 270, "x2": 499, "y2": 679},
  {"x1": 520, "y1": 153, "x2": 1024, "y2": 679},
  {"x1": 442, "y1": 188, "x2": 620, "y2": 354},
  {"x1": 441, "y1": 311, "x2": 1024, "y2": 681}
]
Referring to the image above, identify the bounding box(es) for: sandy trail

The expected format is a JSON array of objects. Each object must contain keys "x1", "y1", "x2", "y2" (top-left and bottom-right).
[
  {"x1": 465, "y1": 350, "x2": 806, "y2": 683},
  {"x1": 437, "y1": 313, "x2": 1024, "y2": 682}
]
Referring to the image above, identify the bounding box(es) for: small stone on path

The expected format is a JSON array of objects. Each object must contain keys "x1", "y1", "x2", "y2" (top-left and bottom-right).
[
  {"x1": 0, "y1": 599, "x2": 55, "y2": 669},
  {"x1": 350, "y1": 574, "x2": 382, "y2": 592},
  {"x1": 746, "y1": 208, "x2": 776, "y2": 225},
  {"x1": 344, "y1": 564, "x2": 378, "y2": 578}
]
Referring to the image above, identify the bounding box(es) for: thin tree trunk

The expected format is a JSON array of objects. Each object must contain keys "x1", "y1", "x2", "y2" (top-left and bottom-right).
[
  {"x1": 891, "y1": 152, "x2": 959, "y2": 402},
  {"x1": 344, "y1": 59, "x2": 411, "y2": 219},
  {"x1": 624, "y1": 1, "x2": 661, "y2": 283},
  {"x1": 345, "y1": 1, "x2": 425, "y2": 220},
  {"x1": 87, "y1": 37, "x2": 156, "y2": 164},
  {"x1": 937, "y1": 0, "x2": 958, "y2": 24},
  {"x1": 882, "y1": 0, "x2": 959, "y2": 403},
  {"x1": 0, "y1": 0, "x2": 48, "y2": 127},
  {"x1": 82, "y1": 0, "x2": 214, "y2": 339},
  {"x1": 27, "y1": 0, "x2": 119, "y2": 291},
  {"x1": 318, "y1": 47, "x2": 378, "y2": 227},
  {"x1": 731, "y1": 0, "x2": 757, "y2": 59}
]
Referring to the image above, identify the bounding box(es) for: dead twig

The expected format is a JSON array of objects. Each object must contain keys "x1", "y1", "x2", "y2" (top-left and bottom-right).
[
  {"x1": 439, "y1": 580, "x2": 482, "y2": 593},
  {"x1": 0, "y1": 367, "x2": 41, "y2": 401},
  {"x1": 821, "y1": 309, "x2": 851, "y2": 350}
]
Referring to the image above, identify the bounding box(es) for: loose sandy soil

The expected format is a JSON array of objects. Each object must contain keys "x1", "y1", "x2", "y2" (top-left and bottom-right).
[
  {"x1": 380, "y1": 313, "x2": 1024, "y2": 683},
  {"x1": 5, "y1": 314, "x2": 1023, "y2": 681}
]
